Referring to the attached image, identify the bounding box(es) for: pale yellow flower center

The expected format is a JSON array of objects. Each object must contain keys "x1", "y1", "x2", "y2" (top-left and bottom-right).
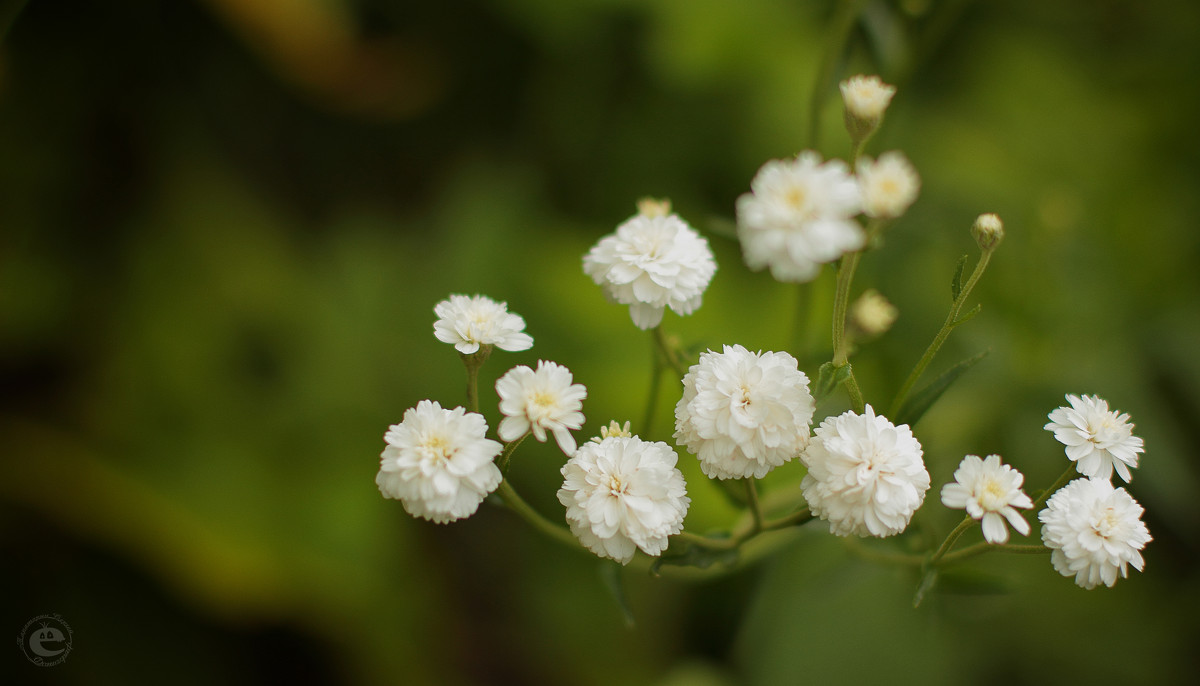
[
  {"x1": 978, "y1": 477, "x2": 1007, "y2": 510},
  {"x1": 1094, "y1": 507, "x2": 1120, "y2": 538}
]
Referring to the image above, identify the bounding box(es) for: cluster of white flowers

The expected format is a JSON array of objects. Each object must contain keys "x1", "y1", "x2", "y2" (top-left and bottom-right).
[
  {"x1": 1036, "y1": 394, "x2": 1151, "y2": 588},
  {"x1": 1039, "y1": 477, "x2": 1152, "y2": 589},
  {"x1": 497, "y1": 360, "x2": 587, "y2": 456},
  {"x1": 433, "y1": 294, "x2": 533, "y2": 354},
  {"x1": 940, "y1": 454, "x2": 1033, "y2": 544},
  {"x1": 376, "y1": 400, "x2": 503, "y2": 523},
  {"x1": 673, "y1": 345, "x2": 814, "y2": 480},
  {"x1": 558, "y1": 434, "x2": 690, "y2": 564},
  {"x1": 373, "y1": 66, "x2": 1159, "y2": 600},
  {"x1": 801, "y1": 405, "x2": 930, "y2": 538},
  {"x1": 583, "y1": 201, "x2": 717, "y2": 330}
]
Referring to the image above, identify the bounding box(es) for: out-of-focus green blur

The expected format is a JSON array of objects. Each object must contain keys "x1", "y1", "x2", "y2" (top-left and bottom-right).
[{"x1": 3, "y1": 1, "x2": 1198, "y2": 684}]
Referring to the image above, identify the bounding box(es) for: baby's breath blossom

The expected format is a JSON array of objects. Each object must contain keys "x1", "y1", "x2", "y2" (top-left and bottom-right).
[
  {"x1": 583, "y1": 201, "x2": 716, "y2": 330},
  {"x1": 940, "y1": 454, "x2": 1033, "y2": 544},
  {"x1": 1039, "y1": 478, "x2": 1152, "y2": 589},
  {"x1": 856, "y1": 152, "x2": 920, "y2": 219},
  {"x1": 433, "y1": 294, "x2": 533, "y2": 355},
  {"x1": 674, "y1": 345, "x2": 814, "y2": 480},
  {"x1": 840, "y1": 74, "x2": 896, "y2": 122},
  {"x1": 801, "y1": 405, "x2": 929, "y2": 537},
  {"x1": 496, "y1": 360, "x2": 587, "y2": 455},
  {"x1": 1045, "y1": 394, "x2": 1144, "y2": 482},
  {"x1": 736, "y1": 152, "x2": 864, "y2": 282},
  {"x1": 558, "y1": 435, "x2": 690, "y2": 564},
  {"x1": 971, "y1": 213, "x2": 1004, "y2": 250},
  {"x1": 376, "y1": 400, "x2": 503, "y2": 523}
]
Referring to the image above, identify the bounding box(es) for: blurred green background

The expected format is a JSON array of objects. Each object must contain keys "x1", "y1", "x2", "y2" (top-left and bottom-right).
[{"x1": 3, "y1": 0, "x2": 1199, "y2": 684}]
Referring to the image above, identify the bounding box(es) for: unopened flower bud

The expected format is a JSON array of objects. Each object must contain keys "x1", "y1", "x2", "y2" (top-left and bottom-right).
[
  {"x1": 636, "y1": 197, "x2": 672, "y2": 218},
  {"x1": 840, "y1": 75, "x2": 896, "y2": 144},
  {"x1": 972, "y1": 213, "x2": 1004, "y2": 251},
  {"x1": 593, "y1": 420, "x2": 633, "y2": 442},
  {"x1": 851, "y1": 289, "x2": 898, "y2": 338}
]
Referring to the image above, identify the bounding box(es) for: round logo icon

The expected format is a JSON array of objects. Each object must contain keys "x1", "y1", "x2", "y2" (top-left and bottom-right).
[{"x1": 17, "y1": 614, "x2": 73, "y2": 667}]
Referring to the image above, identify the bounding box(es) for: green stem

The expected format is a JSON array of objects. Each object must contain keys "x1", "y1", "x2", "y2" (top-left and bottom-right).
[
  {"x1": 938, "y1": 541, "x2": 1050, "y2": 567},
  {"x1": 1032, "y1": 464, "x2": 1077, "y2": 511},
  {"x1": 495, "y1": 432, "x2": 528, "y2": 472},
  {"x1": 890, "y1": 247, "x2": 994, "y2": 416},
  {"x1": 806, "y1": 0, "x2": 870, "y2": 149},
  {"x1": 830, "y1": 251, "x2": 867, "y2": 413},
  {"x1": 652, "y1": 324, "x2": 689, "y2": 379},
  {"x1": 494, "y1": 480, "x2": 580, "y2": 550},
  {"x1": 929, "y1": 515, "x2": 975, "y2": 564},
  {"x1": 642, "y1": 329, "x2": 667, "y2": 436},
  {"x1": 461, "y1": 347, "x2": 492, "y2": 414}
]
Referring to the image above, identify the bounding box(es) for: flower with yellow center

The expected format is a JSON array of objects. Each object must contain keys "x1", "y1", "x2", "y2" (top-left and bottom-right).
[
  {"x1": 496, "y1": 360, "x2": 587, "y2": 455},
  {"x1": 1039, "y1": 478, "x2": 1152, "y2": 589},
  {"x1": 940, "y1": 454, "x2": 1033, "y2": 544}
]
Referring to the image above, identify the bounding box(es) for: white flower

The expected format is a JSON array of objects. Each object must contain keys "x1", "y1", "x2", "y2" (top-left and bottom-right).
[
  {"x1": 801, "y1": 405, "x2": 930, "y2": 537},
  {"x1": 840, "y1": 74, "x2": 896, "y2": 122},
  {"x1": 376, "y1": 400, "x2": 503, "y2": 523},
  {"x1": 583, "y1": 203, "x2": 717, "y2": 330},
  {"x1": 673, "y1": 344, "x2": 814, "y2": 480},
  {"x1": 736, "y1": 152, "x2": 864, "y2": 282},
  {"x1": 558, "y1": 435, "x2": 690, "y2": 564},
  {"x1": 940, "y1": 454, "x2": 1034, "y2": 544},
  {"x1": 971, "y1": 213, "x2": 1004, "y2": 250},
  {"x1": 1045, "y1": 394, "x2": 1144, "y2": 482},
  {"x1": 496, "y1": 360, "x2": 587, "y2": 455},
  {"x1": 433, "y1": 294, "x2": 533, "y2": 355},
  {"x1": 1039, "y1": 478, "x2": 1152, "y2": 589},
  {"x1": 856, "y1": 152, "x2": 920, "y2": 219}
]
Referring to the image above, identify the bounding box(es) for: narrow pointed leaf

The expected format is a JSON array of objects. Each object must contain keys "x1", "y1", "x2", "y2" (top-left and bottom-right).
[
  {"x1": 912, "y1": 568, "x2": 938, "y2": 608},
  {"x1": 598, "y1": 562, "x2": 636, "y2": 628},
  {"x1": 814, "y1": 361, "x2": 853, "y2": 404},
  {"x1": 895, "y1": 349, "x2": 990, "y2": 426},
  {"x1": 951, "y1": 254, "x2": 969, "y2": 301}
]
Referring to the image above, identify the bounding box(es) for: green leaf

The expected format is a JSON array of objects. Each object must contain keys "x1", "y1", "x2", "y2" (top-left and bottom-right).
[
  {"x1": 598, "y1": 562, "x2": 636, "y2": 628},
  {"x1": 952, "y1": 303, "x2": 982, "y2": 327},
  {"x1": 912, "y1": 568, "x2": 938, "y2": 608},
  {"x1": 814, "y1": 361, "x2": 852, "y2": 404},
  {"x1": 934, "y1": 567, "x2": 1013, "y2": 596},
  {"x1": 895, "y1": 349, "x2": 990, "y2": 426},
  {"x1": 951, "y1": 254, "x2": 969, "y2": 301}
]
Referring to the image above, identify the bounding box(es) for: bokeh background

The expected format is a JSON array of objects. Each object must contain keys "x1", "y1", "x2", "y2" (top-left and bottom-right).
[{"x1": 4, "y1": 0, "x2": 1199, "y2": 684}]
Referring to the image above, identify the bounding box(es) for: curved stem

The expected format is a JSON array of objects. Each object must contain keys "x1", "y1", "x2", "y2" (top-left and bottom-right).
[
  {"x1": 929, "y1": 515, "x2": 975, "y2": 564},
  {"x1": 652, "y1": 324, "x2": 689, "y2": 379},
  {"x1": 461, "y1": 347, "x2": 492, "y2": 414},
  {"x1": 1032, "y1": 464, "x2": 1077, "y2": 511},
  {"x1": 495, "y1": 432, "x2": 528, "y2": 472},
  {"x1": 938, "y1": 541, "x2": 1050, "y2": 567},
  {"x1": 890, "y1": 248, "x2": 994, "y2": 416},
  {"x1": 494, "y1": 480, "x2": 579, "y2": 550}
]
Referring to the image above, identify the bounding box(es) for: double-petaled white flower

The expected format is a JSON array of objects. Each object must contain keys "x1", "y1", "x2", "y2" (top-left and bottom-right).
[
  {"x1": 940, "y1": 454, "x2": 1033, "y2": 544},
  {"x1": 673, "y1": 344, "x2": 814, "y2": 480},
  {"x1": 856, "y1": 152, "x2": 920, "y2": 219},
  {"x1": 496, "y1": 360, "x2": 587, "y2": 455},
  {"x1": 736, "y1": 152, "x2": 864, "y2": 282},
  {"x1": 1039, "y1": 478, "x2": 1152, "y2": 589},
  {"x1": 558, "y1": 435, "x2": 690, "y2": 564},
  {"x1": 1045, "y1": 394, "x2": 1144, "y2": 482},
  {"x1": 376, "y1": 400, "x2": 503, "y2": 523},
  {"x1": 801, "y1": 405, "x2": 929, "y2": 537},
  {"x1": 583, "y1": 201, "x2": 717, "y2": 330},
  {"x1": 433, "y1": 294, "x2": 533, "y2": 355}
]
